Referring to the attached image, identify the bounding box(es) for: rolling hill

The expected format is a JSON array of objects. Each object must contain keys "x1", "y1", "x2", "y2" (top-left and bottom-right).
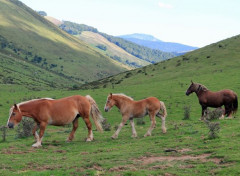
[
  {"x1": 82, "y1": 34, "x2": 240, "y2": 94},
  {"x1": 57, "y1": 21, "x2": 176, "y2": 67},
  {"x1": 119, "y1": 33, "x2": 198, "y2": 53},
  {"x1": 0, "y1": 0, "x2": 126, "y2": 87}
]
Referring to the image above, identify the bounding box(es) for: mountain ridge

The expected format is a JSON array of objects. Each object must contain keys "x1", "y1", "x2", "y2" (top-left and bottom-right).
[{"x1": 119, "y1": 33, "x2": 198, "y2": 53}]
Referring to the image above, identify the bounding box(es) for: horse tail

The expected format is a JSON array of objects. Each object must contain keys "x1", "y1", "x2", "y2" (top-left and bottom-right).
[
  {"x1": 233, "y1": 93, "x2": 238, "y2": 114},
  {"x1": 86, "y1": 95, "x2": 103, "y2": 132},
  {"x1": 159, "y1": 101, "x2": 167, "y2": 119},
  {"x1": 157, "y1": 101, "x2": 167, "y2": 133}
]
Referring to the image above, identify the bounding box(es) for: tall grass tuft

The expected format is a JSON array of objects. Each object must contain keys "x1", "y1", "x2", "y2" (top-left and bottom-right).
[
  {"x1": 16, "y1": 117, "x2": 35, "y2": 138},
  {"x1": 0, "y1": 126, "x2": 7, "y2": 142},
  {"x1": 204, "y1": 120, "x2": 220, "y2": 139},
  {"x1": 183, "y1": 106, "x2": 191, "y2": 120}
]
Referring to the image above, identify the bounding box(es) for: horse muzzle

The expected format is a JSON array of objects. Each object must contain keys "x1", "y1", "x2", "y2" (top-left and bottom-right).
[
  {"x1": 8, "y1": 122, "x2": 14, "y2": 129},
  {"x1": 185, "y1": 91, "x2": 190, "y2": 96},
  {"x1": 104, "y1": 107, "x2": 109, "y2": 112}
]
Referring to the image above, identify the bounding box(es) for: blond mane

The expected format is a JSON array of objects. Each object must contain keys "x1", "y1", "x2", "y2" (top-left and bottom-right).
[
  {"x1": 17, "y1": 98, "x2": 54, "y2": 107},
  {"x1": 113, "y1": 93, "x2": 134, "y2": 101}
]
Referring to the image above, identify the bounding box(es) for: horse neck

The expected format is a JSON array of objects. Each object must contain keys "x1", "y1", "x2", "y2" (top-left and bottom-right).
[
  {"x1": 114, "y1": 96, "x2": 132, "y2": 110},
  {"x1": 195, "y1": 89, "x2": 206, "y2": 97},
  {"x1": 18, "y1": 101, "x2": 38, "y2": 118}
]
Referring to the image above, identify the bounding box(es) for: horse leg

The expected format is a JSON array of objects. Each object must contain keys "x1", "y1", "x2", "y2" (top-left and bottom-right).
[
  {"x1": 219, "y1": 108, "x2": 225, "y2": 119},
  {"x1": 67, "y1": 118, "x2": 79, "y2": 142},
  {"x1": 161, "y1": 116, "x2": 167, "y2": 134},
  {"x1": 144, "y1": 113, "x2": 156, "y2": 137},
  {"x1": 82, "y1": 116, "x2": 93, "y2": 142},
  {"x1": 225, "y1": 105, "x2": 233, "y2": 119},
  {"x1": 112, "y1": 116, "x2": 128, "y2": 139},
  {"x1": 130, "y1": 119, "x2": 137, "y2": 138},
  {"x1": 200, "y1": 106, "x2": 207, "y2": 120},
  {"x1": 32, "y1": 123, "x2": 39, "y2": 142},
  {"x1": 32, "y1": 122, "x2": 47, "y2": 148}
]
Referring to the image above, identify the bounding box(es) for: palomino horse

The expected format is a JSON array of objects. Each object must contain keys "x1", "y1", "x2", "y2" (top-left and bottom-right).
[
  {"x1": 186, "y1": 81, "x2": 238, "y2": 119},
  {"x1": 7, "y1": 95, "x2": 103, "y2": 147},
  {"x1": 104, "y1": 93, "x2": 167, "y2": 139}
]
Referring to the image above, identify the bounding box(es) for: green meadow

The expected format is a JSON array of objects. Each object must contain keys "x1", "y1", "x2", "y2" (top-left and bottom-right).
[{"x1": 0, "y1": 34, "x2": 240, "y2": 175}]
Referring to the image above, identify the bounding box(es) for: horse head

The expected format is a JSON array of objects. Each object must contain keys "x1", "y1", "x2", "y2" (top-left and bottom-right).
[
  {"x1": 186, "y1": 81, "x2": 208, "y2": 96},
  {"x1": 7, "y1": 104, "x2": 23, "y2": 128},
  {"x1": 104, "y1": 93, "x2": 115, "y2": 112}
]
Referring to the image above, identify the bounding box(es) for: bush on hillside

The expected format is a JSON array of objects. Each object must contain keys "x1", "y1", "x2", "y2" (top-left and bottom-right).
[
  {"x1": 16, "y1": 117, "x2": 35, "y2": 138},
  {"x1": 183, "y1": 106, "x2": 191, "y2": 120}
]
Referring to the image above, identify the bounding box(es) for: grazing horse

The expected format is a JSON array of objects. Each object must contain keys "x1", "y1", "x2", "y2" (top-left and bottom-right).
[
  {"x1": 186, "y1": 81, "x2": 238, "y2": 119},
  {"x1": 7, "y1": 95, "x2": 103, "y2": 147},
  {"x1": 104, "y1": 93, "x2": 167, "y2": 139}
]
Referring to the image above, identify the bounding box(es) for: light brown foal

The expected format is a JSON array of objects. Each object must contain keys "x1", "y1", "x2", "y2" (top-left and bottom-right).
[{"x1": 104, "y1": 93, "x2": 167, "y2": 139}]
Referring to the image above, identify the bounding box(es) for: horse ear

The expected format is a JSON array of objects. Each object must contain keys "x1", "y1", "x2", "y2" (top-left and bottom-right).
[
  {"x1": 110, "y1": 93, "x2": 112, "y2": 98},
  {"x1": 191, "y1": 80, "x2": 193, "y2": 84},
  {"x1": 14, "y1": 104, "x2": 18, "y2": 110}
]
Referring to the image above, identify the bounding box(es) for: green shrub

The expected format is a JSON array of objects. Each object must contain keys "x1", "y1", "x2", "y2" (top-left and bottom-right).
[
  {"x1": 183, "y1": 106, "x2": 191, "y2": 120},
  {"x1": 16, "y1": 117, "x2": 35, "y2": 138},
  {"x1": 205, "y1": 120, "x2": 220, "y2": 139}
]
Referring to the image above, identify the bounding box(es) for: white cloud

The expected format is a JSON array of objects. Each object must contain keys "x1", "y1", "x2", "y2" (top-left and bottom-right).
[{"x1": 158, "y1": 2, "x2": 173, "y2": 9}]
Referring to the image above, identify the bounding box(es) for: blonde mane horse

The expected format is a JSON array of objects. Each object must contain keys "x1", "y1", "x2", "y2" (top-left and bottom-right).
[
  {"x1": 7, "y1": 95, "x2": 103, "y2": 147},
  {"x1": 104, "y1": 93, "x2": 167, "y2": 139}
]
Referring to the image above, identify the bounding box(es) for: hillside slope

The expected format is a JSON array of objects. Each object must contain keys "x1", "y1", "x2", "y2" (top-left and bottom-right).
[
  {"x1": 82, "y1": 34, "x2": 240, "y2": 96},
  {"x1": 58, "y1": 21, "x2": 176, "y2": 65},
  {"x1": 0, "y1": 0, "x2": 125, "y2": 85},
  {"x1": 77, "y1": 31, "x2": 150, "y2": 68},
  {"x1": 119, "y1": 33, "x2": 198, "y2": 53}
]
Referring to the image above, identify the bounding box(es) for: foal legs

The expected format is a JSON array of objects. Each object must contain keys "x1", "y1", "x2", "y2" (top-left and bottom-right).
[
  {"x1": 130, "y1": 119, "x2": 137, "y2": 138},
  {"x1": 144, "y1": 113, "x2": 156, "y2": 137},
  {"x1": 67, "y1": 118, "x2": 79, "y2": 142},
  {"x1": 83, "y1": 116, "x2": 93, "y2": 141},
  {"x1": 32, "y1": 122, "x2": 47, "y2": 148},
  {"x1": 112, "y1": 116, "x2": 128, "y2": 139}
]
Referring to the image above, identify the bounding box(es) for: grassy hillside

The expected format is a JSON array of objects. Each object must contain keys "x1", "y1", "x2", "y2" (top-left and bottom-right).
[
  {"x1": 77, "y1": 31, "x2": 150, "y2": 69},
  {"x1": 0, "y1": 34, "x2": 240, "y2": 175},
  {"x1": 0, "y1": 0, "x2": 126, "y2": 85},
  {"x1": 58, "y1": 21, "x2": 176, "y2": 66}
]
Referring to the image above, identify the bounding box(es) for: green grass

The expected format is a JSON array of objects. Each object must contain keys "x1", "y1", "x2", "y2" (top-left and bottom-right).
[{"x1": 0, "y1": 20, "x2": 240, "y2": 175}]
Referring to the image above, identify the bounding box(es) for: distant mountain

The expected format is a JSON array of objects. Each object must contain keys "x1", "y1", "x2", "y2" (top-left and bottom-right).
[
  {"x1": 119, "y1": 33, "x2": 162, "y2": 42},
  {"x1": 119, "y1": 33, "x2": 198, "y2": 53}
]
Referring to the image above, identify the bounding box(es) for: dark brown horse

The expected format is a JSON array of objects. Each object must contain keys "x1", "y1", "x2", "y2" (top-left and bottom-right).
[
  {"x1": 7, "y1": 95, "x2": 104, "y2": 147},
  {"x1": 186, "y1": 81, "x2": 238, "y2": 119}
]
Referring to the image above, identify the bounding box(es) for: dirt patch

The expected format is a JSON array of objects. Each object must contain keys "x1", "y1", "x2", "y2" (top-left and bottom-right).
[
  {"x1": 80, "y1": 152, "x2": 89, "y2": 155},
  {"x1": 136, "y1": 154, "x2": 223, "y2": 165},
  {"x1": 178, "y1": 148, "x2": 192, "y2": 153},
  {"x1": 23, "y1": 163, "x2": 62, "y2": 171},
  {"x1": 1, "y1": 148, "x2": 37, "y2": 154},
  {"x1": 109, "y1": 166, "x2": 137, "y2": 172},
  {"x1": 54, "y1": 150, "x2": 66, "y2": 153}
]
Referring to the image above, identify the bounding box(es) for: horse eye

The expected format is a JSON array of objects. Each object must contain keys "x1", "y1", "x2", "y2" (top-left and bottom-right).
[{"x1": 12, "y1": 112, "x2": 16, "y2": 116}]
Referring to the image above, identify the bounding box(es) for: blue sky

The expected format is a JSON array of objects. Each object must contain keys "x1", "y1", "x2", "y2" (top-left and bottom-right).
[{"x1": 20, "y1": 0, "x2": 240, "y2": 47}]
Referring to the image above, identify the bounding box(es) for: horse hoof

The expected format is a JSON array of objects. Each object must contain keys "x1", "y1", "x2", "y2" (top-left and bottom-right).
[
  {"x1": 111, "y1": 136, "x2": 117, "y2": 139},
  {"x1": 131, "y1": 134, "x2": 137, "y2": 138},
  {"x1": 32, "y1": 143, "x2": 42, "y2": 148},
  {"x1": 66, "y1": 139, "x2": 72, "y2": 143},
  {"x1": 144, "y1": 133, "x2": 151, "y2": 137},
  {"x1": 86, "y1": 138, "x2": 92, "y2": 142}
]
